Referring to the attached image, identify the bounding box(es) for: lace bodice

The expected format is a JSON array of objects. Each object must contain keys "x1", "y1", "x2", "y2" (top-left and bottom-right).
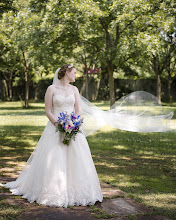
[{"x1": 52, "y1": 94, "x2": 75, "y2": 117}]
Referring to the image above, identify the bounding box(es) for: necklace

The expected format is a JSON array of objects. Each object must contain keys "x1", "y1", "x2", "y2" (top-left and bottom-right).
[
  {"x1": 60, "y1": 86, "x2": 69, "y2": 91},
  {"x1": 56, "y1": 83, "x2": 70, "y2": 91}
]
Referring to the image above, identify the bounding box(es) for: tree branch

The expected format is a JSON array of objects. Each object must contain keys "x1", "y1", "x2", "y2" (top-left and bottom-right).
[{"x1": 114, "y1": 25, "x2": 120, "y2": 47}]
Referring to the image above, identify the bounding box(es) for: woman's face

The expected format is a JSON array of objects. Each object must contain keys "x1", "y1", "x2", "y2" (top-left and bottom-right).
[{"x1": 67, "y1": 68, "x2": 76, "y2": 82}]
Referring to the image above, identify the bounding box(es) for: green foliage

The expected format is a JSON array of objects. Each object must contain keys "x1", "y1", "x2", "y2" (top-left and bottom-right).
[
  {"x1": 0, "y1": 0, "x2": 16, "y2": 17},
  {"x1": 0, "y1": 0, "x2": 176, "y2": 102}
]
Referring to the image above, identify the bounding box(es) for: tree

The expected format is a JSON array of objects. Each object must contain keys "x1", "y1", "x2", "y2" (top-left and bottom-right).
[
  {"x1": 42, "y1": 0, "x2": 159, "y2": 105},
  {"x1": 132, "y1": 0, "x2": 176, "y2": 103},
  {"x1": 0, "y1": 0, "x2": 58, "y2": 106},
  {"x1": 0, "y1": 0, "x2": 16, "y2": 17}
]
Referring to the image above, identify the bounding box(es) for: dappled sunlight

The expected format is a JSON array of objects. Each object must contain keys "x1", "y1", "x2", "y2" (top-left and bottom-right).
[
  {"x1": 88, "y1": 123, "x2": 176, "y2": 217},
  {"x1": 91, "y1": 100, "x2": 110, "y2": 111},
  {"x1": 99, "y1": 174, "x2": 118, "y2": 183},
  {"x1": 1, "y1": 146, "x2": 14, "y2": 150},
  {"x1": 1, "y1": 157, "x2": 26, "y2": 167},
  {"x1": 120, "y1": 157, "x2": 132, "y2": 160},
  {"x1": 139, "y1": 193, "x2": 176, "y2": 209},
  {"x1": 0, "y1": 100, "x2": 176, "y2": 218},
  {"x1": 118, "y1": 182, "x2": 141, "y2": 187},
  {"x1": 0, "y1": 101, "x2": 23, "y2": 108},
  {"x1": 165, "y1": 119, "x2": 176, "y2": 129},
  {"x1": 0, "y1": 101, "x2": 45, "y2": 116},
  {"x1": 95, "y1": 161, "x2": 120, "y2": 168},
  {"x1": 113, "y1": 145, "x2": 128, "y2": 150},
  {"x1": 0, "y1": 115, "x2": 48, "y2": 126}
]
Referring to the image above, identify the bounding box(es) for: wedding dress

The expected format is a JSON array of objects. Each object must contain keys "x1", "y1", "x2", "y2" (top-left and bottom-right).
[{"x1": 0, "y1": 92, "x2": 103, "y2": 207}]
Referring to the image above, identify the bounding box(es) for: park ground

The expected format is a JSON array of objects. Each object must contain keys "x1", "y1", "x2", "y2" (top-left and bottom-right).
[{"x1": 0, "y1": 100, "x2": 176, "y2": 219}]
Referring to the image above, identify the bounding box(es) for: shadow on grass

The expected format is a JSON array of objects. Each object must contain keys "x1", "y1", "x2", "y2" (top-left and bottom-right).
[
  {"x1": 0, "y1": 111, "x2": 46, "y2": 116},
  {"x1": 87, "y1": 129, "x2": 176, "y2": 219},
  {"x1": 0, "y1": 106, "x2": 44, "y2": 110},
  {"x1": 0, "y1": 125, "x2": 44, "y2": 166}
]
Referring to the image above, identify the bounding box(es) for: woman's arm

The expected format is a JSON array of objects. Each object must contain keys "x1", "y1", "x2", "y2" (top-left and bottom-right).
[
  {"x1": 45, "y1": 85, "x2": 58, "y2": 126},
  {"x1": 73, "y1": 86, "x2": 81, "y2": 117}
]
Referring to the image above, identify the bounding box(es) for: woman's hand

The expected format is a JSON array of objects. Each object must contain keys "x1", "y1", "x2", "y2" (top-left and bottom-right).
[{"x1": 54, "y1": 122, "x2": 58, "y2": 127}]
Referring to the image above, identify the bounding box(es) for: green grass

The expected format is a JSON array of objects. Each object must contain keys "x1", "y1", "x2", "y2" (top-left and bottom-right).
[
  {"x1": 90, "y1": 206, "x2": 116, "y2": 219},
  {"x1": 0, "y1": 100, "x2": 176, "y2": 219},
  {"x1": 0, "y1": 197, "x2": 24, "y2": 220}
]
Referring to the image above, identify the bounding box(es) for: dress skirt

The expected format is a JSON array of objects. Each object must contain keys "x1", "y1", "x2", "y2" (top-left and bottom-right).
[{"x1": 1, "y1": 121, "x2": 103, "y2": 208}]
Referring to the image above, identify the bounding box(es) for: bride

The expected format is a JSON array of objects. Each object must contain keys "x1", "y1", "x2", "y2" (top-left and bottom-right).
[
  {"x1": 0, "y1": 64, "x2": 103, "y2": 207},
  {"x1": 0, "y1": 63, "x2": 173, "y2": 207}
]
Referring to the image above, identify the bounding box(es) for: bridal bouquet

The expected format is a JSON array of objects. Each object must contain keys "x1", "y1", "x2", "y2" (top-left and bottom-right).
[{"x1": 55, "y1": 112, "x2": 83, "y2": 145}]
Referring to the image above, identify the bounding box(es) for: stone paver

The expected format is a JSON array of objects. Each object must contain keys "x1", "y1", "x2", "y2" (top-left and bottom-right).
[
  {"x1": 0, "y1": 180, "x2": 171, "y2": 220},
  {"x1": 101, "y1": 182, "x2": 126, "y2": 198},
  {"x1": 19, "y1": 206, "x2": 97, "y2": 220},
  {"x1": 135, "y1": 216, "x2": 171, "y2": 220},
  {"x1": 101, "y1": 197, "x2": 151, "y2": 216},
  {"x1": 102, "y1": 188, "x2": 125, "y2": 198}
]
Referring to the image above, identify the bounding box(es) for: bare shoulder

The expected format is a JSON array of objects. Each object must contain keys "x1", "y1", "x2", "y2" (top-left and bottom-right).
[
  {"x1": 45, "y1": 84, "x2": 55, "y2": 95},
  {"x1": 47, "y1": 84, "x2": 55, "y2": 91},
  {"x1": 71, "y1": 85, "x2": 79, "y2": 94}
]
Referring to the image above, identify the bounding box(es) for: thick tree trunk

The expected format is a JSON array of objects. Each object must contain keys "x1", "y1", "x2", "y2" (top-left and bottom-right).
[
  {"x1": 156, "y1": 73, "x2": 161, "y2": 104},
  {"x1": 9, "y1": 82, "x2": 12, "y2": 101},
  {"x1": 108, "y1": 63, "x2": 115, "y2": 106},
  {"x1": 2, "y1": 79, "x2": 8, "y2": 100}
]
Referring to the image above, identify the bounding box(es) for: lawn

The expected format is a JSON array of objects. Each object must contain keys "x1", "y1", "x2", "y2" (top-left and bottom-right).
[{"x1": 0, "y1": 100, "x2": 176, "y2": 219}]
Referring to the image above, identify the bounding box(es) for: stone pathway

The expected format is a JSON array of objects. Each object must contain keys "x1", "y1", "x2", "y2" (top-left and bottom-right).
[{"x1": 0, "y1": 178, "x2": 171, "y2": 220}]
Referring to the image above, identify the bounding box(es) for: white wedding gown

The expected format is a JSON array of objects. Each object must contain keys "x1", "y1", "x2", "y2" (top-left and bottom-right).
[{"x1": 0, "y1": 93, "x2": 103, "y2": 207}]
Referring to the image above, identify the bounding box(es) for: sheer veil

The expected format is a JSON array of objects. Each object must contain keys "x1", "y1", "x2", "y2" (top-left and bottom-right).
[{"x1": 53, "y1": 68, "x2": 174, "y2": 137}]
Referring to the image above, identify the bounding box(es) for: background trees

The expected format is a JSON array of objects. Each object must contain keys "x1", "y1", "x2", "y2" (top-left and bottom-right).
[{"x1": 0, "y1": 0, "x2": 176, "y2": 106}]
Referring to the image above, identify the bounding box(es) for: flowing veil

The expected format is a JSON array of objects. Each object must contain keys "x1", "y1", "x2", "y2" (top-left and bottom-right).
[{"x1": 53, "y1": 68, "x2": 174, "y2": 137}]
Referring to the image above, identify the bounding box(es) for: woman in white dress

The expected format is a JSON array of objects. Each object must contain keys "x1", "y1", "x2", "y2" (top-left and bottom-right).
[
  {"x1": 0, "y1": 64, "x2": 174, "y2": 208},
  {"x1": 0, "y1": 64, "x2": 103, "y2": 208}
]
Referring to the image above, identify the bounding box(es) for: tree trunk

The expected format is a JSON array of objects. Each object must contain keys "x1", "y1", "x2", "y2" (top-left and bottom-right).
[
  {"x1": 152, "y1": 56, "x2": 162, "y2": 104},
  {"x1": 9, "y1": 82, "x2": 12, "y2": 101},
  {"x1": 22, "y1": 51, "x2": 29, "y2": 108},
  {"x1": 168, "y1": 74, "x2": 172, "y2": 102},
  {"x1": 95, "y1": 77, "x2": 101, "y2": 100},
  {"x1": 2, "y1": 79, "x2": 8, "y2": 100},
  {"x1": 34, "y1": 83, "x2": 39, "y2": 100},
  {"x1": 108, "y1": 63, "x2": 115, "y2": 106},
  {"x1": 8, "y1": 72, "x2": 13, "y2": 101},
  {"x1": 156, "y1": 73, "x2": 161, "y2": 104},
  {"x1": 80, "y1": 78, "x2": 86, "y2": 96},
  {"x1": 81, "y1": 54, "x2": 89, "y2": 99},
  {"x1": 25, "y1": 69, "x2": 29, "y2": 108},
  {"x1": 85, "y1": 66, "x2": 89, "y2": 99}
]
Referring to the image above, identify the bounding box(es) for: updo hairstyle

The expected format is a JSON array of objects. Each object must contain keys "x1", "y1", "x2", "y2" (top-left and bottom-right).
[{"x1": 58, "y1": 64, "x2": 75, "y2": 80}]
